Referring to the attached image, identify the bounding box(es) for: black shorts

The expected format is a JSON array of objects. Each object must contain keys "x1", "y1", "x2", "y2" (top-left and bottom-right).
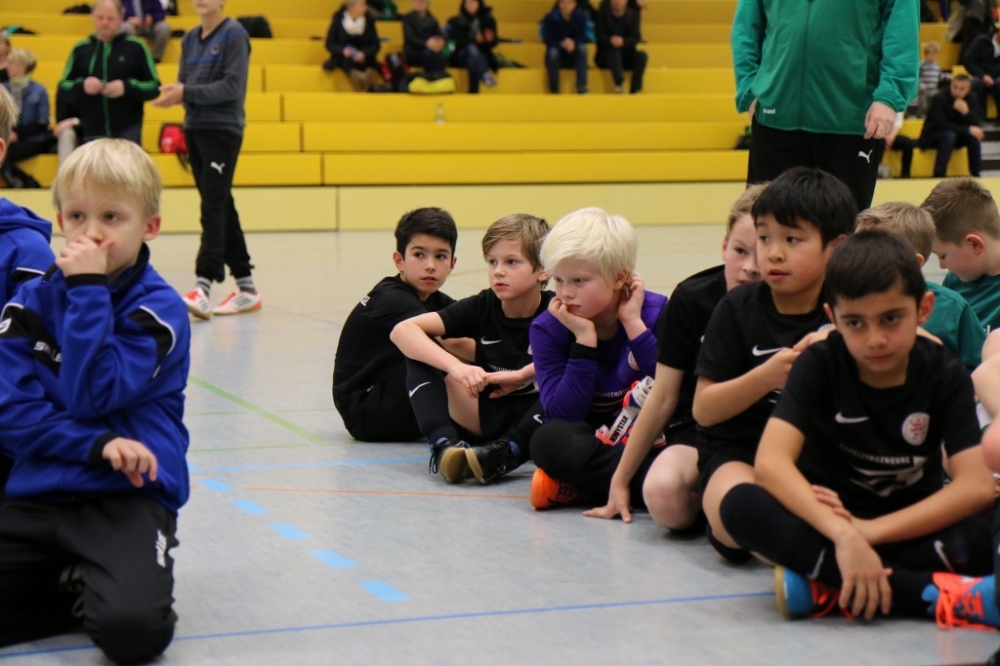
[
  {"x1": 474, "y1": 392, "x2": 538, "y2": 442},
  {"x1": 696, "y1": 440, "x2": 756, "y2": 493},
  {"x1": 336, "y1": 362, "x2": 423, "y2": 442},
  {"x1": 665, "y1": 423, "x2": 698, "y2": 449}
]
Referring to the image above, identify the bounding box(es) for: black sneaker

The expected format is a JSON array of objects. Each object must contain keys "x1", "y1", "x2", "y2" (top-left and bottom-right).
[
  {"x1": 466, "y1": 439, "x2": 518, "y2": 484},
  {"x1": 428, "y1": 438, "x2": 470, "y2": 483}
]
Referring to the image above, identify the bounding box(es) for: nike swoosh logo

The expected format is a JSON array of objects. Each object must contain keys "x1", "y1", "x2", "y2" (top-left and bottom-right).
[
  {"x1": 934, "y1": 540, "x2": 955, "y2": 572},
  {"x1": 807, "y1": 548, "x2": 826, "y2": 580},
  {"x1": 834, "y1": 412, "x2": 869, "y2": 424},
  {"x1": 752, "y1": 345, "x2": 782, "y2": 356},
  {"x1": 533, "y1": 414, "x2": 543, "y2": 424},
  {"x1": 480, "y1": 338, "x2": 502, "y2": 345},
  {"x1": 408, "y1": 382, "x2": 431, "y2": 398}
]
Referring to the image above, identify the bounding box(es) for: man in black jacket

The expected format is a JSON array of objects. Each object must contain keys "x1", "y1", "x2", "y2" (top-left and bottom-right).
[
  {"x1": 962, "y1": 28, "x2": 1000, "y2": 120},
  {"x1": 594, "y1": 0, "x2": 646, "y2": 94},
  {"x1": 57, "y1": 0, "x2": 159, "y2": 144},
  {"x1": 919, "y1": 75, "x2": 984, "y2": 177}
]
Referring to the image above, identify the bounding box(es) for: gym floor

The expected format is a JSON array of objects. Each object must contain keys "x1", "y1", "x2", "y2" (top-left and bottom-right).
[{"x1": 0, "y1": 224, "x2": 993, "y2": 665}]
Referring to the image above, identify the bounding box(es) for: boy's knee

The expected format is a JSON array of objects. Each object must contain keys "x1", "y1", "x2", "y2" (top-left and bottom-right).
[
  {"x1": 90, "y1": 606, "x2": 175, "y2": 666},
  {"x1": 529, "y1": 420, "x2": 593, "y2": 478},
  {"x1": 642, "y1": 468, "x2": 697, "y2": 528}
]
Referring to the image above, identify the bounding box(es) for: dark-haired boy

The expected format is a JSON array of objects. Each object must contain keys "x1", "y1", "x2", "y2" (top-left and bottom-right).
[
  {"x1": 918, "y1": 74, "x2": 984, "y2": 178},
  {"x1": 719, "y1": 230, "x2": 999, "y2": 628},
  {"x1": 333, "y1": 208, "x2": 460, "y2": 442},
  {"x1": 922, "y1": 177, "x2": 1000, "y2": 334},
  {"x1": 694, "y1": 167, "x2": 855, "y2": 562}
]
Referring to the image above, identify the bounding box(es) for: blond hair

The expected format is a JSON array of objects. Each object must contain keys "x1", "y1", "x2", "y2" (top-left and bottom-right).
[
  {"x1": 7, "y1": 48, "x2": 36, "y2": 74},
  {"x1": 856, "y1": 201, "x2": 935, "y2": 258},
  {"x1": 540, "y1": 207, "x2": 637, "y2": 282},
  {"x1": 922, "y1": 40, "x2": 940, "y2": 56},
  {"x1": 921, "y1": 177, "x2": 1000, "y2": 244},
  {"x1": 728, "y1": 183, "x2": 767, "y2": 234},
  {"x1": 52, "y1": 139, "x2": 162, "y2": 217},
  {"x1": 93, "y1": 0, "x2": 125, "y2": 14},
  {"x1": 482, "y1": 214, "x2": 549, "y2": 271},
  {"x1": 0, "y1": 86, "x2": 18, "y2": 144}
]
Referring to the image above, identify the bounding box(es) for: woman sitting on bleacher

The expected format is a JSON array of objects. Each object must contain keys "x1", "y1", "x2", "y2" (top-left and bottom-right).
[
  {"x1": 403, "y1": 0, "x2": 447, "y2": 76},
  {"x1": 323, "y1": 0, "x2": 382, "y2": 92},
  {"x1": 444, "y1": 0, "x2": 499, "y2": 93}
]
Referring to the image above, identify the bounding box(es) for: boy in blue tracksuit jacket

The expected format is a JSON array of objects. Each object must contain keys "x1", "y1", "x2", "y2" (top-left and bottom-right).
[{"x1": 0, "y1": 139, "x2": 190, "y2": 665}]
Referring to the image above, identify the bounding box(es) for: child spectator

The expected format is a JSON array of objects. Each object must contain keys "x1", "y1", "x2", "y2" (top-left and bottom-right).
[
  {"x1": 918, "y1": 75, "x2": 984, "y2": 178},
  {"x1": 719, "y1": 230, "x2": 999, "y2": 628},
  {"x1": 392, "y1": 214, "x2": 551, "y2": 483},
  {"x1": 121, "y1": 0, "x2": 172, "y2": 64},
  {"x1": 856, "y1": 201, "x2": 986, "y2": 369},
  {"x1": 323, "y1": 0, "x2": 381, "y2": 92},
  {"x1": 333, "y1": 208, "x2": 459, "y2": 442},
  {"x1": 962, "y1": 29, "x2": 1000, "y2": 120},
  {"x1": 583, "y1": 185, "x2": 764, "y2": 526},
  {"x1": 154, "y1": 0, "x2": 261, "y2": 318},
  {"x1": 444, "y1": 0, "x2": 500, "y2": 93},
  {"x1": 884, "y1": 112, "x2": 916, "y2": 179},
  {"x1": 403, "y1": 0, "x2": 447, "y2": 76},
  {"x1": 917, "y1": 41, "x2": 941, "y2": 117},
  {"x1": 541, "y1": 0, "x2": 590, "y2": 94},
  {"x1": 0, "y1": 138, "x2": 191, "y2": 663},
  {"x1": 694, "y1": 167, "x2": 856, "y2": 562},
  {"x1": 57, "y1": 0, "x2": 160, "y2": 145},
  {"x1": 923, "y1": 177, "x2": 1000, "y2": 333},
  {"x1": 594, "y1": 0, "x2": 646, "y2": 94},
  {"x1": 527, "y1": 208, "x2": 667, "y2": 508}
]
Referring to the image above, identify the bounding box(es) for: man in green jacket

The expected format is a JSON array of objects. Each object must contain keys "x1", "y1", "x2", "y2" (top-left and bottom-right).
[{"x1": 731, "y1": 0, "x2": 919, "y2": 210}]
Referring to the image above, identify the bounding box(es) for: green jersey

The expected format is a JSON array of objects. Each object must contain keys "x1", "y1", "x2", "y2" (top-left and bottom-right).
[
  {"x1": 925, "y1": 281, "x2": 986, "y2": 369},
  {"x1": 943, "y1": 271, "x2": 1000, "y2": 336}
]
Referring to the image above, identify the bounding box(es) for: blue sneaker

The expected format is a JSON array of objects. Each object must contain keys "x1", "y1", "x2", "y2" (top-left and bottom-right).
[
  {"x1": 929, "y1": 573, "x2": 1000, "y2": 629},
  {"x1": 775, "y1": 566, "x2": 840, "y2": 619},
  {"x1": 481, "y1": 72, "x2": 497, "y2": 87}
]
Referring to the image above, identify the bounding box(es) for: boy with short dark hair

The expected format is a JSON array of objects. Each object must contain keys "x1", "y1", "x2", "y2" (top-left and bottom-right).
[
  {"x1": 719, "y1": 230, "x2": 999, "y2": 628},
  {"x1": 856, "y1": 201, "x2": 986, "y2": 368},
  {"x1": 333, "y1": 207, "x2": 459, "y2": 442},
  {"x1": 694, "y1": 167, "x2": 855, "y2": 562},
  {"x1": 0, "y1": 138, "x2": 191, "y2": 663},
  {"x1": 391, "y1": 214, "x2": 551, "y2": 484},
  {"x1": 541, "y1": 0, "x2": 590, "y2": 94},
  {"x1": 922, "y1": 177, "x2": 1000, "y2": 333},
  {"x1": 918, "y1": 74, "x2": 984, "y2": 178}
]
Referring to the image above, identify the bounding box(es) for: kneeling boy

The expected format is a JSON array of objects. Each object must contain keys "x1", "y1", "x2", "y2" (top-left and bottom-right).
[
  {"x1": 0, "y1": 139, "x2": 191, "y2": 663},
  {"x1": 720, "y1": 230, "x2": 999, "y2": 627}
]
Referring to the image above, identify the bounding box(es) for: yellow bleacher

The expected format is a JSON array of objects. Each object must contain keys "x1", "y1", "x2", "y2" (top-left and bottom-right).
[{"x1": 3, "y1": 0, "x2": 969, "y2": 188}]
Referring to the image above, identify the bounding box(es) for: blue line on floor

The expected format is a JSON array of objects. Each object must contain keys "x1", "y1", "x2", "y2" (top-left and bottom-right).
[
  {"x1": 0, "y1": 591, "x2": 774, "y2": 659},
  {"x1": 311, "y1": 549, "x2": 356, "y2": 569},
  {"x1": 212, "y1": 457, "x2": 425, "y2": 472},
  {"x1": 232, "y1": 500, "x2": 269, "y2": 515},
  {"x1": 358, "y1": 580, "x2": 409, "y2": 602},
  {"x1": 200, "y1": 479, "x2": 233, "y2": 492},
  {"x1": 269, "y1": 523, "x2": 310, "y2": 540},
  {"x1": 187, "y1": 463, "x2": 201, "y2": 474}
]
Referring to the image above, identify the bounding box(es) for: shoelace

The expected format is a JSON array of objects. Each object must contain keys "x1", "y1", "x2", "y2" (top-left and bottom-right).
[
  {"x1": 806, "y1": 581, "x2": 843, "y2": 619},
  {"x1": 936, "y1": 585, "x2": 994, "y2": 631}
]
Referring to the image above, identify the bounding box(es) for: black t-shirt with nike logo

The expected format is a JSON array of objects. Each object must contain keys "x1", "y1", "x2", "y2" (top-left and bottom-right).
[
  {"x1": 695, "y1": 281, "x2": 832, "y2": 449},
  {"x1": 774, "y1": 332, "x2": 980, "y2": 519},
  {"x1": 333, "y1": 275, "x2": 454, "y2": 407},
  {"x1": 438, "y1": 288, "x2": 554, "y2": 397}
]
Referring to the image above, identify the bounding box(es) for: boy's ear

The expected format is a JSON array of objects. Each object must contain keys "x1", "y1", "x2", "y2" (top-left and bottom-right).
[
  {"x1": 449, "y1": 254, "x2": 457, "y2": 269},
  {"x1": 613, "y1": 269, "x2": 629, "y2": 289},
  {"x1": 917, "y1": 290, "x2": 935, "y2": 326},
  {"x1": 721, "y1": 234, "x2": 730, "y2": 254},
  {"x1": 0, "y1": 136, "x2": 7, "y2": 166},
  {"x1": 826, "y1": 234, "x2": 848, "y2": 252},
  {"x1": 392, "y1": 250, "x2": 405, "y2": 272},
  {"x1": 914, "y1": 252, "x2": 926, "y2": 268},
  {"x1": 966, "y1": 233, "x2": 986, "y2": 254},
  {"x1": 142, "y1": 215, "x2": 161, "y2": 242},
  {"x1": 823, "y1": 302, "x2": 837, "y2": 326},
  {"x1": 56, "y1": 212, "x2": 65, "y2": 234}
]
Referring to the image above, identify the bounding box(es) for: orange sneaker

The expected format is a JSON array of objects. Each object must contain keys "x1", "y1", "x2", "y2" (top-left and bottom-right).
[
  {"x1": 181, "y1": 288, "x2": 212, "y2": 319},
  {"x1": 530, "y1": 468, "x2": 580, "y2": 510},
  {"x1": 930, "y1": 573, "x2": 1000, "y2": 630},
  {"x1": 214, "y1": 290, "x2": 262, "y2": 315},
  {"x1": 775, "y1": 566, "x2": 842, "y2": 619}
]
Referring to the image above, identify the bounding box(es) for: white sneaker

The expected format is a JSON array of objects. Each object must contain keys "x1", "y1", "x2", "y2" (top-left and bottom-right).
[
  {"x1": 213, "y1": 290, "x2": 262, "y2": 315},
  {"x1": 182, "y1": 288, "x2": 212, "y2": 320}
]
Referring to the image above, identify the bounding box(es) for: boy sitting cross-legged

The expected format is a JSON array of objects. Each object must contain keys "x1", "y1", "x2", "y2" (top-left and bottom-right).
[
  {"x1": 694, "y1": 167, "x2": 855, "y2": 562},
  {"x1": 391, "y1": 214, "x2": 552, "y2": 484},
  {"x1": 720, "y1": 230, "x2": 1000, "y2": 628},
  {"x1": 0, "y1": 138, "x2": 191, "y2": 663}
]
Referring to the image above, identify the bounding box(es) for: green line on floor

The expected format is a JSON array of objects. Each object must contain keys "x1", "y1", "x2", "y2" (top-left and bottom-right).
[{"x1": 188, "y1": 377, "x2": 327, "y2": 444}]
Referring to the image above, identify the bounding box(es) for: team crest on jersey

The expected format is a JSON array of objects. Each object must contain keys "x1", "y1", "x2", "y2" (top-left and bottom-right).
[
  {"x1": 902, "y1": 412, "x2": 930, "y2": 446},
  {"x1": 627, "y1": 351, "x2": 638, "y2": 371},
  {"x1": 360, "y1": 295, "x2": 370, "y2": 306},
  {"x1": 210, "y1": 44, "x2": 221, "y2": 56}
]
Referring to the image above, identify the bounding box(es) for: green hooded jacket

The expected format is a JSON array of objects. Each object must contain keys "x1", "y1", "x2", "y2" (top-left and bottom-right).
[{"x1": 731, "y1": 0, "x2": 919, "y2": 135}]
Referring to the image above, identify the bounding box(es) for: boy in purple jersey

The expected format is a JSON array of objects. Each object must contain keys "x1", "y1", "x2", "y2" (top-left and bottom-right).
[
  {"x1": 585, "y1": 185, "x2": 764, "y2": 526},
  {"x1": 528, "y1": 207, "x2": 667, "y2": 509},
  {"x1": 721, "y1": 230, "x2": 999, "y2": 629}
]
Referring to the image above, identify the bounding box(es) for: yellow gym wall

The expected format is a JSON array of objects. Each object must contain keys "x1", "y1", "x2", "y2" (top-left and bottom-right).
[{"x1": 9, "y1": 180, "x2": 1000, "y2": 233}]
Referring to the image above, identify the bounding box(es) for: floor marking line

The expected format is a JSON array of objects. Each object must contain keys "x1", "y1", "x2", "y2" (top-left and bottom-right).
[
  {"x1": 358, "y1": 580, "x2": 410, "y2": 602},
  {"x1": 200, "y1": 479, "x2": 233, "y2": 493},
  {"x1": 258, "y1": 305, "x2": 344, "y2": 327},
  {"x1": 269, "y1": 523, "x2": 310, "y2": 540},
  {"x1": 232, "y1": 500, "x2": 269, "y2": 515},
  {"x1": 245, "y1": 487, "x2": 529, "y2": 500},
  {"x1": 188, "y1": 376, "x2": 327, "y2": 444},
  {"x1": 0, "y1": 591, "x2": 774, "y2": 658},
  {"x1": 311, "y1": 549, "x2": 357, "y2": 569},
  {"x1": 213, "y1": 457, "x2": 425, "y2": 472}
]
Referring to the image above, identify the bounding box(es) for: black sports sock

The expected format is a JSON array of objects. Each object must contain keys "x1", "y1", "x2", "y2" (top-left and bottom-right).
[
  {"x1": 404, "y1": 359, "x2": 457, "y2": 443},
  {"x1": 719, "y1": 483, "x2": 840, "y2": 581},
  {"x1": 706, "y1": 524, "x2": 753, "y2": 564},
  {"x1": 503, "y1": 399, "x2": 544, "y2": 465}
]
